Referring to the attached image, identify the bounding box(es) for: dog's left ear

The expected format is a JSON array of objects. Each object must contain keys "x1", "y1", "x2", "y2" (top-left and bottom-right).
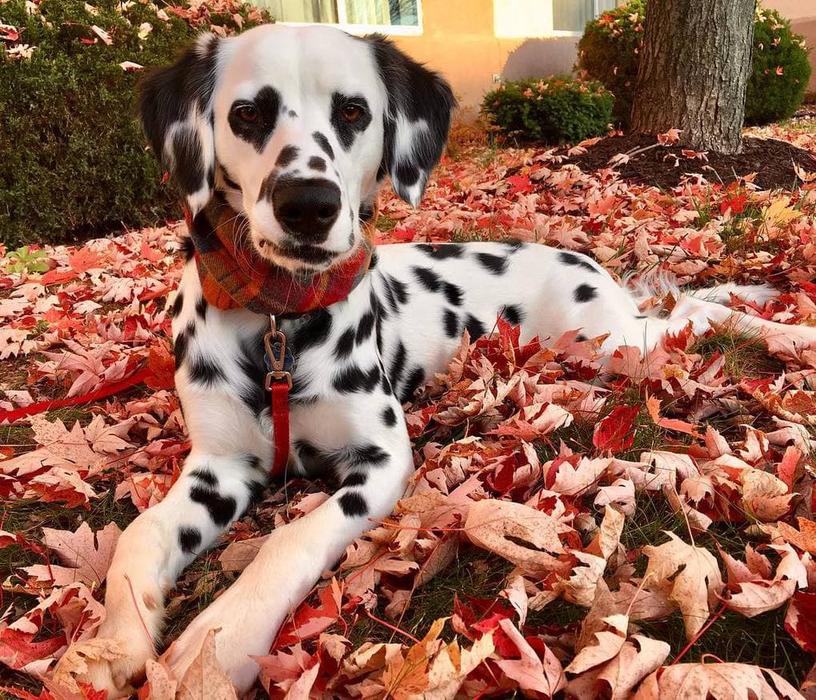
[
  {"x1": 139, "y1": 33, "x2": 220, "y2": 216},
  {"x1": 366, "y1": 35, "x2": 456, "y2": 207}
]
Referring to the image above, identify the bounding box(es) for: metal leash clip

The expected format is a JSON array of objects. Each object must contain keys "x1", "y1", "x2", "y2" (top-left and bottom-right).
[{"x1": 263, "y1": 315, "x2": 292, "y2": 390}]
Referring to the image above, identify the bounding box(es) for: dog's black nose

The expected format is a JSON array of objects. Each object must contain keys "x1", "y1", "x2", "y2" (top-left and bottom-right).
[{"x1": 272, "y1": 178, "x2": 341, "y2": 243}]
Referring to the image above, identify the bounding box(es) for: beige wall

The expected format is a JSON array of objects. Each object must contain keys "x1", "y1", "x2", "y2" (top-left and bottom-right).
[{"x1": 391, "y1": 0, "x2": 579, "y2": 109}]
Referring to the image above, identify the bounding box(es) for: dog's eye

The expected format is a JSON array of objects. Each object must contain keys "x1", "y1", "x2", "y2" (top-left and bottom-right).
[
  {"x1": 341, "y1": 104, "x2": 363, "y2": 123},
  {"x1": 234, "y1": 104, "x2": 258, "y2": 124}
]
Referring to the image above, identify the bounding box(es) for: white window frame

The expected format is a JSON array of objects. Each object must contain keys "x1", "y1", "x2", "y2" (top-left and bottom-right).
[
  {"x1": 495, "y1": 0, "x2": 614, "y2": 39},
  {"x1": 551, "y1": 0, "x2": 617, "y2": 37},
  {"x1": 280, "y1": 1, "x2": 423, "y2": 37}
]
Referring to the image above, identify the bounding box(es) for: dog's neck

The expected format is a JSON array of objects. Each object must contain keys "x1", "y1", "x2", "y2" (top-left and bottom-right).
[{"x1": 186, "y1": 197, "x2": 376, "y2": 318}]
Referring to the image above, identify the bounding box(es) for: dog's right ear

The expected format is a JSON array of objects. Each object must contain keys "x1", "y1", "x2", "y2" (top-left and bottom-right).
[{"x1": 139, "y1": 34, "x2": 220, "y2": 216}]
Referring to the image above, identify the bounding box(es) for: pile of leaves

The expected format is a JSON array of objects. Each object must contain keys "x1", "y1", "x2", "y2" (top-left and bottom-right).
[{"x1": 3, "y1": 120, "x2": 816, "y2": 698}]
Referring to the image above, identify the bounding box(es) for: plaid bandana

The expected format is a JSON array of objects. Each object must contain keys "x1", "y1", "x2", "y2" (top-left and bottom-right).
[{"x1": 186, "y1": 197, "x2": 375, "y2": 317}]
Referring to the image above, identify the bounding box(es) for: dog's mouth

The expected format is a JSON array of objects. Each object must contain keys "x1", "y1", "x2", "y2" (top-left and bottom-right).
[{"x1": 259, "y1": 239, "x2": 336, "y2": 266}]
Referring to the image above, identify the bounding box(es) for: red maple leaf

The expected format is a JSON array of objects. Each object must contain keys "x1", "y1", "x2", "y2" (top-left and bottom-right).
[
  {"x1": 0, "y1": 629, "x2": 64, "y2": 671},
  {"x1": 593, "y1": 404, "x2": 639, "y2": 453}
]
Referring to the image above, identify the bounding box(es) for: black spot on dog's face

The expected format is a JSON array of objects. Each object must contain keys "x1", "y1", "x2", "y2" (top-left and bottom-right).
[
  {"x1": 330, "y1": 93, "x2": 372, "y2": 151},
  {"x1": 312, "y1": 131, "x2": 335, "y2": 160},
  {"x1": 308, "y1": 155, "x2": 326, "y2": 172},
  {"x1": 275, "y1": 145, "x2": 299, "y2": 167},
  {"x1": 228, "y1": 86, "x2": 281, "y2": 153},
  {"x1": 574, "y1": 284, "x2": 597, "y2": 303}
]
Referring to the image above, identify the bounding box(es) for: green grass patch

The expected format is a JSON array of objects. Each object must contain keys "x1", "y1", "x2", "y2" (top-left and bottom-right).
[
  {"x1": 348, "y1": 546, "x2": 512, "y2": 647},
  {"x1": 636, "y1": 607, "x2": 812, "y2": 686},
  {"x1": 692, "y1": 327, "x2": 785, "y2": 379}
]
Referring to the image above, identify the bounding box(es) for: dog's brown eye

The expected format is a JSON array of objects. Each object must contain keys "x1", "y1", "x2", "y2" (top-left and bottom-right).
[
  {"x1": 341, "y1": 104, "x2": 363, "y2": 123},
  {"x1": 235, "y1": 104, "x2": 258, "y2": 123}
]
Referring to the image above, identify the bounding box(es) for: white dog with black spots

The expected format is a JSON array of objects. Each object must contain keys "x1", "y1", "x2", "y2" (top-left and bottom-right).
[{"x1": 80, "y1": 23, "x2": 816, "y2": 695}]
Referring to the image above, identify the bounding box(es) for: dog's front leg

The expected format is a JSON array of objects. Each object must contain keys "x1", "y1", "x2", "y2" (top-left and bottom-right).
[
  {"x1": 83, "y1": 450, "x2": 267, "y2": 695},
  {"x1": 83, "y1": 266, "x2": 271, "y2": 696},
  {"x1": 164, "y1": 409, "x2": 413, "y2": 693}
]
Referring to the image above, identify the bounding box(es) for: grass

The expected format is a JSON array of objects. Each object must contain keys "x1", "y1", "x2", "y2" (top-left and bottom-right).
[
  {"x1": 691, "y1": 327, "x2": 785, "y2": 379},
  {"x1": 348, "y1": 546, "x2": 513, "y2": 648}
]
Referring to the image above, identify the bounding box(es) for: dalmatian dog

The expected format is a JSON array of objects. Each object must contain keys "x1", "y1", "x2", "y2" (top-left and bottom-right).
[{"x1": 83, "y1": 22, "x2": 816, "y2": 696}]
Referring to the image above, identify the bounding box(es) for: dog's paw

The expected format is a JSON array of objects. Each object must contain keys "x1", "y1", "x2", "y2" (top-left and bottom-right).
[
  {"x1": 78, "y1": 571, "x2": 162, "y2": 695},
  {"x1": 79, "y1": 634, "x2": 155, "y2": 699},
  {"x1": 164, "y1": 582, "x2": 284, "y2": 693}
]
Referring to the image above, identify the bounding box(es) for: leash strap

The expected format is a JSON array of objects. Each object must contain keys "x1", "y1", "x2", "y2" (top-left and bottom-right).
[{"x1": 264, "y1": 315, "x2": 293, "y2": 478}]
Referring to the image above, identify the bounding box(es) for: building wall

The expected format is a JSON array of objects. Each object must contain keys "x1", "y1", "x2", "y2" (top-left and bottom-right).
[
  {"x1": 390, "y1": 0, "x2": 580, "y2": 109},
  {"x1": 388, "y1": 0, "x2": 816, "y2": 110}
]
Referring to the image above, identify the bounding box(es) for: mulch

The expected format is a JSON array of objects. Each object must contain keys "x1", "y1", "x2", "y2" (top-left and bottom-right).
[{"x1": 563, "y1": 133, "x2": 816, "y2": 190}]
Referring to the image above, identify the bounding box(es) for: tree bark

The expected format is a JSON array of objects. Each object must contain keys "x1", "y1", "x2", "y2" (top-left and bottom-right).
[{"x1": 630, "y1": 0, "x2": 755, "y2": 154}]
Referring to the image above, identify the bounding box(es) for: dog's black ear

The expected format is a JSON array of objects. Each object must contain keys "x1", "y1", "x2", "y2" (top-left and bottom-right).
[
  {"x1": 366, "y1": 35, "x2": 456, "y2": 206},
  {"x1": 139, "y1": 34, "x2": 220, "y2": 215}
]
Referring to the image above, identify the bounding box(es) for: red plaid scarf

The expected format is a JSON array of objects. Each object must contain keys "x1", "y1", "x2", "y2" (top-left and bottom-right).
[{"x1": 186, "y1": 198, "x2": 375, "y2": 316}]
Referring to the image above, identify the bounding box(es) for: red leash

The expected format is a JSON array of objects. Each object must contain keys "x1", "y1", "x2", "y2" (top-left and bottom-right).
[
  {"x1": 0, "y1": 368, "x2": 154, "y2": 424},
  {"x1": 264, "y1": 316, "x2": 292, "y2": 478}
]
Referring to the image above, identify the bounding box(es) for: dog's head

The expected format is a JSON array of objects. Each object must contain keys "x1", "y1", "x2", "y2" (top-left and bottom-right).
[{"x1": 140, "y1": 24, "x2": 454, "y2": 271}]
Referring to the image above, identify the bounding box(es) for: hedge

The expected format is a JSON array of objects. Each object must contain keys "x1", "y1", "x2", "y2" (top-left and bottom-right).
[{"x1": 0, "y1": 0, "x2": 270, "y2": 248}]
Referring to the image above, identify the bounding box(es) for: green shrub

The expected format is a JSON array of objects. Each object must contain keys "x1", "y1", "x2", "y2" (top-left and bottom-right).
[
  {"x1": 0, "y1": 0, "x2": 270, "y2": 249},
  {"x1": 577, "y1": 1, "x2": 812, "y2": 127},
  {"x1": 576, "y1": 0, "x2": 644, "y2": 127},
  {"x1": 481, "y1": 77, "x2": 614, "y2": 145},
  {"x1": 747, "y1": 6, "x2": 812, "y2": 124}
]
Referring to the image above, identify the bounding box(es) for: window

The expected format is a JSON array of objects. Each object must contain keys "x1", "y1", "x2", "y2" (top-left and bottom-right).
[
  {"x1": 263, "y1": 0, "x2": 422, "y2": 34},
  {"x1": 494, "y1": 0, "x2": 618, "y2": 38},
  {"x1": 553, "y1": 0, "x2": 614, "y2": 32}
]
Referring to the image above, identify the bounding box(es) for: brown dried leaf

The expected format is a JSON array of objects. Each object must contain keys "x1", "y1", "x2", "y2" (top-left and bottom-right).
[
  {"x1": 464, "y1": 499, "x2": 568, "y2": 576},
  {"x1": 643, "y1": 532, "x2": 724, "y2": 640},
  {"x1": 634, "y1": 661, "x2": 803, "y2": 699},
  {"x1": 177, "y1": 629, "x2": 238, "y2": 700},
  {"x1": 51, "y1": 638, "x2": 126, "y2": 697},
  {"x1": 42, "y1": 521, "x2": 121, "y2": 585}
]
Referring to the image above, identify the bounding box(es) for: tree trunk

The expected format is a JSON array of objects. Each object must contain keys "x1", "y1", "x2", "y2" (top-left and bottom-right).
[{"x1": 630, "y1": 0, "x2": 755, "y2": 154}]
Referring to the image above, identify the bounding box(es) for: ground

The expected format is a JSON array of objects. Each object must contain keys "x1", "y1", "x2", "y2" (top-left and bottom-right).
[{"x1": 2, "y1": 116, "x2": 816, "y2": 698}]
